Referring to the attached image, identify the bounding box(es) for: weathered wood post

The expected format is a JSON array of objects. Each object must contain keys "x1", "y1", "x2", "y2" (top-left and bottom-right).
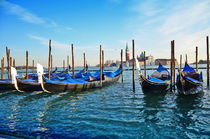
[
  {"x1": 121, "y1": 49, "x2": 123, "y2": 83},
  {"x1": 51, "y1": 54, "x2": 53, "y2": 72},
  {"x1": 102, "y1": 50, "x2": 104, "y2": 72},
  {"x1": 170, "y1": 41, "x2": 173, "y2": 92},
  {"x1": 67, "y1": 55, "x2": 69, "y2": 72},
  {"x1": 6, "y1": 47, "x2": 10, "y2": 78},
  {"x1": 26, "y1": 51, "x2": 28, "y2": 79},
  {"x1": 207, "y1": 36, "x2": 209, "y2": 87},
  {"x1": 185, "y1": 54, "x2": 188, "y2": 64},
  {"x1": 13, "y1": 59, "x2": 15, "y2": 68},
  {"x1": 32, "y1": 60, "x2": 34, "y2": 73},
  {"x1": 196, "y1": 46, "x2": 198, "y2": 72},
  {"x1": 72, "y1": 44, "x2": 75, "y2": 79},
  {"x1": 132, "y1": 40, "x2": 135, "y2": 91},
  {"x1": 10, "y1": 57, "x2": 12, "y2": 68},
  {"x1": 63, "y1": 60, "x2": 65, "y2": 71},
  {"x1": 48, "y1": 40, "x2": 51, "y2": 80},
  {"x1": 173, "y1": 40, "x2": 176, "y2": 90},
  {"x1": 84, "y1": 53, "x2": 86, "y2": 72},
  {"x1": 1, "y1": 57, "x2": 4, "y2": 79},
  {"x1": 180, "y1": 55, "x2": 182, "y2": 70},
  {"x1": 144, "y1": 51, "x2": 146, "y2": 77},
  {"x1": 100, "y1": 45, "x2": 102, "y2": 87}
]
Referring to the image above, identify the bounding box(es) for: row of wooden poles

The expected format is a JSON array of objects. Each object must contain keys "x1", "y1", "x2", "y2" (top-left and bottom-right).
[
  {"x1": 1, "y1": 36, "x2": 209, "y2": 89},
  {"x1": 131, "y1": 36, "x2": 210, "y2": 91},
  {"x1": 44, "y1": 40, "x2": 125, "y2": 86}
]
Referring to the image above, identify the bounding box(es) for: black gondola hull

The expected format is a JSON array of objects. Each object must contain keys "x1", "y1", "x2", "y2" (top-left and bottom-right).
[
  {"x1": 0, "y1": 82, "x2": 15, "y2": 90},
  {"x1": 139, "y1": 75, "x2": 169, "y2": 94},
  {"x1": 176, "y1": 75, "x2": 202, "y2": 94},
  {"x1": 16, "y1": 78, "x2": 42, "y2": 92},
  {"x1": 42, "y1": 74, "x2": 121, "y2": 93}
]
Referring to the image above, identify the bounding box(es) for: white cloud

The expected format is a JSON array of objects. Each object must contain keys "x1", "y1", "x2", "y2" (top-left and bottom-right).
[
  {"x1": 0, "y1": 0, "x2": 71, "y2": 29},
  {"x1": 159, "y1": 1, "x2": 210, "y2": 35}
]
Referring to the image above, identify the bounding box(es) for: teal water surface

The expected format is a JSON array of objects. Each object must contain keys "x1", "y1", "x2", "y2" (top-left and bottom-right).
[{"x1": 0, "y1": 68, "x2": 210, "y2": 138}]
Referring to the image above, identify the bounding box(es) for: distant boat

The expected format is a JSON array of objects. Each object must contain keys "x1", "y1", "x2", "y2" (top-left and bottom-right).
[
  {"x1": 136, "y1": 59, "x2": 170, "y2": 93},
  {"x1": 176, "y1": 63, "x2": 203, "y2": 94}
]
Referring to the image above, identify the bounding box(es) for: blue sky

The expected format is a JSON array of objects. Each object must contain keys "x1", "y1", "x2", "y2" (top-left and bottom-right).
[{"x1": 0, "y1": 0, "x2": 209, "y2": 67}]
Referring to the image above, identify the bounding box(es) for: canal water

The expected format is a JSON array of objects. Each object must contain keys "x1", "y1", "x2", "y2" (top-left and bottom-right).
[{"x1": 0, "y1": 66, "x2": 209, "y2": 138}]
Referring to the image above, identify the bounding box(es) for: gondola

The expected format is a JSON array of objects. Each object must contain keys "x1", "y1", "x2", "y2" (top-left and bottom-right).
[
  {"x1": 176, "y1": 63, "x2": 203, "y2": 94},
  {"x1": 11, "y1": 64, "x2": 90, "y2": 92},
  {"x1": 39, "y1": 64, "x2": 122, "y2": 93},
  {"x1": 0, "y1": 79, "x2": 15, "y2": 91},
  {"x1": 135, "y1": 59, "x2": 170, "y2": 93}
]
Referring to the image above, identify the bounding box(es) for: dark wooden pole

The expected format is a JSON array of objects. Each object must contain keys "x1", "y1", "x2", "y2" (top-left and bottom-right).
[
  {"x1": 132, "y1": 40, "x2": 135, "y2": 91},
  {"x1": 13, "y1": 58, "x2": 15, "y2": 68},
  {"x1": 84, "y1": 53, "x2": 86, "y2": 72},
  {"x1": 180, "y1": 55, "x2": 182, "y2": 70},
  {"x1": 144, "y1": 51, "x2": 146, "y2": 77},
  {"x1": 48, "y1": 40, "x2": 51, "y2": 80},
  {"x1": 26, "y1": 51, "x2": 28, "y2": 79},
  {"x1": 63, "y1": 60, "x2": 65, "y2": 71},
  {"x1": 100, "y1": 45, "x2": 102, "y2": 86},
  {"x1": 102, "y1": 50, "x2": 104, "y2": 72},
  {"x1": 10, "y1": 57, "x2": 12, "y2": 68},
  {"x1": 72, "y1": 44, "x2": 75, "y2": 79},
  {"x1": 1, "y1": 57, "x2": 4, "y2": 79},
  {"x1": 196, "y1": 46, "x2": 198, "y2": 72},
  {"x1": 173, "y1": 40, "x2": 175, "y2": 90},
  {"x1": 67, "y1": 55, "x2": 69, "y2": 72},
  {"x1": 170, "y1": 41, "x2": 173, "y2": 92},
  {"x1": 6, "y1": 47, "x2": 10, "y2": 78},
  {"x1": 32, "y1": 60, "x2": 34, "y2": 73},
  {"x1": 121, "y1": 49, "x2": 123, "y2": 83},
  {"x1": 51, "y1": 54, "x2": 53, "y2": 72},
  {"x1": 185, "y1": 54, "x2": 188, "y2": 64},
  {"x1": 207, "y1": 36, "x2": 209, "y2": 87}
]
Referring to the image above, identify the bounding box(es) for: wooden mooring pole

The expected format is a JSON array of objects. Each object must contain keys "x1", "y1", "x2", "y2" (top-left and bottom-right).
[
  {"x1": 72, "y1": 44, "x2": 75, "y2": 79},
  {"x1": 185, "y1": 54, "x2": 188, "y2": 64},
  {"x1": 170, "y1": 41, "x2": 174, "y2": 92},
  {"x1": 102, "y1": 50, "x2": 104, "y2": 72},
  {"x1": 121, "y1": 49, "x2": 123, "y2": 83},
  {"x1": 51, "y1": 54, "x2": 53, "y2": 72},
  {"x1": 26, "y1": 51, "x2": 28, "y2": 79},
  {"x1": 10, "y1": 57, "x2": 12, "y2": 68},
  {"x1": 63, "y1": 60, "x2": 65, "y2": 71},
  {"x1": 67, "y1": 55, "x2": 69, "y2": 72},
  {"x1": 32, "y1": 60, "x2": 34, "y2": 73},
  {"x1": 144, "y1": 51, "x2": 146, "y2": 77},
  {"x1": 180, "y1": 55, "x2": 182, "y2": 70},
  {"x1": 48, "y1": 40, "x2": 51, "y2": 80},
  {"x1": 1, "y1": 57, "x2": 4, "y2": 79},
  {"x1": 207, "y1": 36, "x2": 209, "y2": 87},
  {"x1": 84, "y1": 53, "x2": 86, "y2": 72},
  {"x1": 100, "y1": 45, "x2": 102, "y2": 87},
  {"x1": 173, "y1": 40, "x2": 175, "y2": 91},
  {"x1": 196, "y1": 46, "x2": 198, "y2": 72},
  {"x1": 13, "y1": 59, "x2": 15, "y2": 68},
  {"x1": 6, "y1": 47, "x2": 10, "y2": 79},
  {"x1": 132, "y1": 40, "x2": 135, "y2": 91}
]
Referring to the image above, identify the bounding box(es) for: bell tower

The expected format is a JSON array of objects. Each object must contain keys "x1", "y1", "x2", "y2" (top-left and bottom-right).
[{"x1": 125, "y1": 43, "x2": 130, "y2": 61}]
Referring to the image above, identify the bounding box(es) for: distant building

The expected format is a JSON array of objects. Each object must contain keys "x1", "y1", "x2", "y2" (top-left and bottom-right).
[
  {"x1": 125, "y1": 43, "x2": 130, "y2": 62},
  {"x1": 155, "y1": 59, "x2": 178, "y2": 65},
  {"x1": 137, "y1": 52, "x2": 155, "y2": 66}
]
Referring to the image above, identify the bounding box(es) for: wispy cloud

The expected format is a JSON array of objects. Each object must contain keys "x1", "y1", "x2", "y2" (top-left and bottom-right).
[
  {"x1": 159, "y1": 0, "x2": 210, "y2": 35},
  {"x1": 0, "y1": 0, "x2": 69, "y2": 29}
]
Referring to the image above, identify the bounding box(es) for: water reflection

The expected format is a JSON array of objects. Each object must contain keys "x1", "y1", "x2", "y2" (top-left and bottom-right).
[
  {"x1": 174, "y1": 93, "x2": 203, "y2": 129},
  {"x1": 142, "y1": 92, "x2": 167, "y2": 123}
]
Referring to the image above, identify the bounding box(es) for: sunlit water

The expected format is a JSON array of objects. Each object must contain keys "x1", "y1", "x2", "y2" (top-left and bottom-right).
[{"x1": 0, "y1": 66, "x2": 210, "y2": 138}]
